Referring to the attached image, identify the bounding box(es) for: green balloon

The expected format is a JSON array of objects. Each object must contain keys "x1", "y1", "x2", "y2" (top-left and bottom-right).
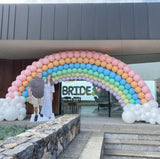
[
  {"x1": 68, "y1": 68, "x2": 72, "y2": 74},
  {"x1": 78, "y1": 68, "x2": 82, "y2": 73},
  {"x1": 104, "y1": 76, "x2": 109, "y2": 81},
  {"x1": 57, "y1": 71, "x2": 62, "y2": 76},
  {"x1": 109, "y1": 78, "x2": 115, "y2": 84},
  {"x1": 83, "y1": 68, "x2": 88, "y2": 74},
  {"x1": 114, "y1": 81, "x2": 120, "y2": 87},
  {"x1": 73, "y1": 68, "x2": 77, "y2": 73},
  {"x1": 52, "y1": 72, "x2": 57, "y2": 77},
  {"x1": 129, "y1": 99, "x2": 135, "y2": 104},
  {"x1": 94, "y1": 71, "x2": 99, "y2": 77},
  {"x1": 62, "y1": 69, "x2": 67, "y2": 74},
  {"x1": 123, "y1": 89, "x2": 128, "y2": 95},
  {"x1": 119, "y1": 85, "x2": 124, "y2": 91},
  {"x1": 88, "y1": 70, "x2": 93, "y2": 75},
  {"x1": 26, "y1": 97, "x2": 29, "y2": 102},
  {"x1": 99, "y1": 73, "x2": 104, "y2": 79},
  {"x1": 42, "y1": 76, "x2": 46, "y2": 80},
  {"x1": 126, "y1": 94, "x2": 132, "y2": 100}
]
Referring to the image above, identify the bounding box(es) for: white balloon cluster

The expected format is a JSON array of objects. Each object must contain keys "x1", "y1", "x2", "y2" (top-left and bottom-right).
[
  {"x1": 0, "y1": 92, "x2": 26, "y2": 121},
  {"x1": 122, "y1": 100, "x2": 160, "y2": 124}
]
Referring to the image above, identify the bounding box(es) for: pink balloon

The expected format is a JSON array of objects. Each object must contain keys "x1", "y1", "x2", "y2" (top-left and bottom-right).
[
  {"x1": 8, "y1": 87, "x2": 12, "y2": 92},
  {"x1": 6, "y1": 92, "x2": 14, "y2": 99},
  {"x1": 87, "y1": 52, "x2": 93, "y2": 58},
  {"x1": 48, "y1": 55, "x2": 55, "y2": 61},
  {"x1": 142, "y1": 86, "x2": 150, "y2": 93},
  {"x1": 106, "y1": 56, "x2": 112, "y2": 63},
  {"x1": 123, "y1": 66, "x2": 131, "y2": 73},
  {"x1": 18, "y1": 74, "x2": 26, "y2": 81},
  {"x1": 67, "y1": 51, "x2": 74, "y2": 58},
  {"x1": 43, "y1": 58, "x2": 49, "y2": 65},
  {"x1": 99, "y1": 54, "x2": 106, "y2": 61},
  {"x1": 16, "y1": 75, "x2": 21, "y2": 80},
  {"x1": 133, "y1": 74, "x2": 141, "y2": 82},
  {"x1": 118, "y1": 62, "x2": 125, "y2": 69},
  {"x1": 55, "y1": 53, "x2": 61, "y2": 60},
  {"x1": 60, "y1": 52, "x2": 67, "y2": 59},
  {"x1": 26, "y1": 65, "x2": 31, "y2": 71},
  {"x1": 24, "y1": 69, "x2": 31, "y2": 76},
  {"x1": 20, "y1": 70, "x2": 25, "y2": 75},
  {"x1": 74, "y1": 51, "x2": 80, "y2": 58},
  {"x1": 12, "y1": 81, "x2": 16, "y2": 86},
  {"x1": 93, "y1": 53, "x2": 99, "y2": 60},
  {"x1": 81, "y1": 51, "x2": 86, "y2": 58},
  {"x1": 15, "y1": 80, "x2": 22, "y2": 87},
  {"x1": 145, "y1": 93, "x2": 153, "y2": 101},
  {"x1": 30, "y1": 65, "x2": 37, "y2": 72},
  {"x1": 36, "y1": 61, "x2": 43, "y2": 68},
  {"x1": 39, "y1": 59, "x2": 43, "y2": 63},
  {"x1": 112, "y1": 59, "x2": 119, "y2": 66},
  {"x1": 10, "y1": 86, "x2": 18, "y2": 92},
  {"x1": 128, "y1": 70, "x2": 135, "y2": 77},
  {"x1": 32, "y1": 61, "x2": 37, "y2": 67}
]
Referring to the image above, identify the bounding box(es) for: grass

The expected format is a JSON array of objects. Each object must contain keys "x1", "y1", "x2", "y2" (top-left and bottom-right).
[{"x1": 0, "y1": 125, "x2": 34, "y2": 140}]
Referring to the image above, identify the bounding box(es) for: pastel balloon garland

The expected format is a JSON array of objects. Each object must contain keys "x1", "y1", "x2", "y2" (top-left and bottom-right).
[{"x1": 6, "y1": 51, "x2": 153, "y2": 107}]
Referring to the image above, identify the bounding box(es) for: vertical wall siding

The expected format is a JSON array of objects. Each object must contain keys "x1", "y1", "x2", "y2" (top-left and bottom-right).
[{"x1": 0, "y1": 3, "x2": 160, "y2": 40}]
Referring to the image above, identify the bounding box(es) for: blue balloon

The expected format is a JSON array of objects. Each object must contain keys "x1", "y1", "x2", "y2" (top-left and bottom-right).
[
  {"x1": 104, "y1": 69, "x2": 111, "y2": 76},
  {"x1": 42, "y1": 71, "x2": 48, "y2": 76},
  {"x1": 86, "y1": 64, "x2": 92, "y2": 69},
  {"x1": 53, "y1": 67, "x2": 58, "y2": 72},
  {"x1": 135, "y1": 99, "x2": 141, "y2": 104},
  {"x1": 132, "y1": 93, "x2": 138, "y2": 100},
  {"x1": 92, "y1": 65, "x2": 98, "y2": 71},
  {"x1": 125, "y1": 83, "x2": 131, "y2": 89},
  {"x1": 47, "y1": 69, "x2": 53, "y2": 74},
  {"x1": 25, "y1": 86, "x2": 28, "y2": 91},
  {"x1": 129, "y1": 88, "x2": 135, "y2": 94},
  {"x1": 80, "y1": 63, "x2": 86, "y2": 69},
  {"x1": 109, "y1": 72, "x2": 116, "y2": 78},
  {"x1": 98, "y1": 67, "x2": 104, "y2": 73},
  {"x1": 58, "y1": 65, "x2": 63, "y2": 71},
  {"x1": 115, "y1": 75, "x2": 121, "y2": 81},
  {"x1": 69, "y1": 63, "x2": 74, "y2": 68},
  {"x1": 22, "y1": 91, "x2": 28, "y2": 98},
  {"x1": 64, "y1": 64, "x2": 69, "y2": 69},
  {"x1": 75, "y1": 63, "x2": 80, "y2": 68},
  {"x1": 120, "y1": 79, "x2": 126, "y2": 85}
]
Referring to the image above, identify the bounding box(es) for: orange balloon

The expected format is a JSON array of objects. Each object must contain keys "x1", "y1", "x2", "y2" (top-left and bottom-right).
[
  {"x1": 117, "y1": 69, "x2": 123, "y2": 75},
  {"x1": 83, "y1": 57, "x2": 89, "y2": 64},
  {"x1": 23, "y1": 80, "x2": 29, "y2": 87},
  {"x1": 138, "y1": 92, "x2": 145, "y2": 99},
  {"x1": 65, "y1": 58, "x2": 71, "y2": 64},
  {"x1": 112, "y1": 66, "x2": 118, "y2": 72},
  {"x1": 95, "y1": 59, "x2": 101, "y2": 66},
  {"x1": 71, "y1": 57, "x2": 77, "y2": 63},
  {"x1": 78, "y1": 57, "x2": 83, "y2": 63},
  {"x1": 37, "y1": 68, "x2": 42, "y2": 73},
  {"x1": 101, "y1": 61, "x2": 106, "y2": 67},
  {"x1": 89, "y1": 58, "x2": 95, "y2": 64},
  {"x1": 31, "y1": 72, "x2": 37, "y2": 78},
  {"x1": 48, "y1": 62, "x2": 54, "y2": 68},
  {"x1": 126, "y1": 77, "x2": 133, "y2": 84},
  {"x1": 122, "y1": 73, "x2": 128, "y2": 79},
  {"x1": 135, "y1": 87, "x2": 142, "y2": 93},
  {"x1": 141, "y1": 98, "x2": 148, "y2": 105},
  {"x1": 42, "y1": 65, "x2": 48, "y2": 71},
  {"x1": 27, "y1": 76, "x2": 32, "y2": 82},
  {"x1": 18, "y1": 86, "x2": 25, "y2": 92},
  {"x1": 105, "y1": 54, "x2": 108, "y2": 57},
  {"x1": 19, "y1": 92, "x2": 21, "y2": 96},
  {"x1": 53, "y1": 60, "x2": 59, "y2": 66},
  {"x1": 59, "y1": 59, "x2": 65, "y2": 65},
  {"x1": 131, "y1": 81, "x2": 138, "y2": 88},
  {"x1": 106, "y1": 63, "x2": 112, "y2": 70}
]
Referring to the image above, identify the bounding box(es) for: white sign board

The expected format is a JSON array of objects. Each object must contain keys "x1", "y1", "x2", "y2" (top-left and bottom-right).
[{"x1": 61, "y1": 81, "x2": 95, "y2": 101}]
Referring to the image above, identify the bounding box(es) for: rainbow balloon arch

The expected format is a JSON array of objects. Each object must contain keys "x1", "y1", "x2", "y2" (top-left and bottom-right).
[{"x1": 1, "y1": 51, "x2": 160, "y2": 124}]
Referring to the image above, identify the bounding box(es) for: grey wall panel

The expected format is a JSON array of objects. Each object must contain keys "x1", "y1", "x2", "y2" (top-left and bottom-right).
[
  {"x1": 1, "y1": 5, "x2": 9, "y2": 40},
  {"x1": 54, "y1": 5, "x2": 68, "y2": 40},
  {"x1": 8, "y1": 5, "x2": 15, "y2": 39},
  {"x1": 134, "y1": 3, "x2": 149, "y2": 39},
  {"x1": 28, "y1": 5, "x2": 42, "y2": 40},
  {"x1": 120, "y1": 3, "x2": 134, "y2": 39},
  {"x1": 0, "y1": 5, "x2": 2, "y2": 39},
  {"x1": 81, "y1": 4, "x2": 95, "y2": 40},
  {"x1": 14, "y1": 5, "x2": 28, "y2": 40},
  {"x1": 148, "y1": 3, "x2": 160, "y2": 39},
  {"x1": 107, "y1": 3, "x2": 121, "y2": 39},
  {"x1": 94, "y1": 4, "x2": 107, "y2": 40},
  {"x1": 41, "y1": 5, "x2": 55, "y2": 40},
  {"x1": 68, "y1": 4, "x2": 81, "y2": 40}
]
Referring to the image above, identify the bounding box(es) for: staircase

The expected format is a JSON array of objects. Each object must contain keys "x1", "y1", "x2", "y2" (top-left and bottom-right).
[{"x1": 101, "y1": 131, "x2": 160, "y2": 159}]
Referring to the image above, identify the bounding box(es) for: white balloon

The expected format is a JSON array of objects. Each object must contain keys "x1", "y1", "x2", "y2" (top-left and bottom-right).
[
  {"x1": 19, "y1": 108, "x2": 26, "y2": 115},
  {"x1": 16, "y1": 103, "x2": 23, "y2": 109},
  {"x1": 20, "y1": 96, "x2": 26, "y2": 103},
  {"x1": 18, "y1": 115, "x2": 25, "y2": 121},
  {"x1": 3, "y1": 106, "x2": 18, "y2": 121},
  {"x1": 143, "y1": 103, "x2": 151, "y2": 112},
  {"x1": 3, "y1": 101, "x2": 8, "y2": 107},
  {"x1": 156, "y1": 115, "x2": 160, "y2": 124},
  {"x1": 122, "y1": 111, "x2": 136, "y2": 124},
  {"x1": 13, "y1": 91, "x2": 19, "y2": 97},
  {"x1": 149, "y1": 118, "x2": 156, "y2": 125}
]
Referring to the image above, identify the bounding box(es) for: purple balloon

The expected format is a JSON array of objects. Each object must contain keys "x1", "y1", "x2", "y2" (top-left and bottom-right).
[
  {"x1": 116, "y1": 96, "x2": 120, "y2": 100},
  {"x1": 90, "y1": 79, "x2": 94, "y2": 83},
  {"x1": 54, "y1": 81, "x2": 58, "y2": 84},
  {"x1": 105, "y1": 87, "x2": 109, "y2": 91},
  {"x1": 113, "y1": 92, "x2": 117, "y2": 96},
  {"x1": 121, "y1": 103, "x2": 125, "y2": 107},
  {"x1": 98, "y1": 82, "x2": 102, "y2": 87},
  {"x1": 110, "y1": 90, "x2": 113, "y2": 94}
]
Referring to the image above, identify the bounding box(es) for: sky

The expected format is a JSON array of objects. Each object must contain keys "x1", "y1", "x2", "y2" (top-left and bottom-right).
[{"x1": 0, "y1": 0, "x2": 160, "y2": 3}]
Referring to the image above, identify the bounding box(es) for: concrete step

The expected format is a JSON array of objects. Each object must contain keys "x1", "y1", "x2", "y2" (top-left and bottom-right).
[{"x1": 103, "y1": 149, "x2": 160, "y2": 158}]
